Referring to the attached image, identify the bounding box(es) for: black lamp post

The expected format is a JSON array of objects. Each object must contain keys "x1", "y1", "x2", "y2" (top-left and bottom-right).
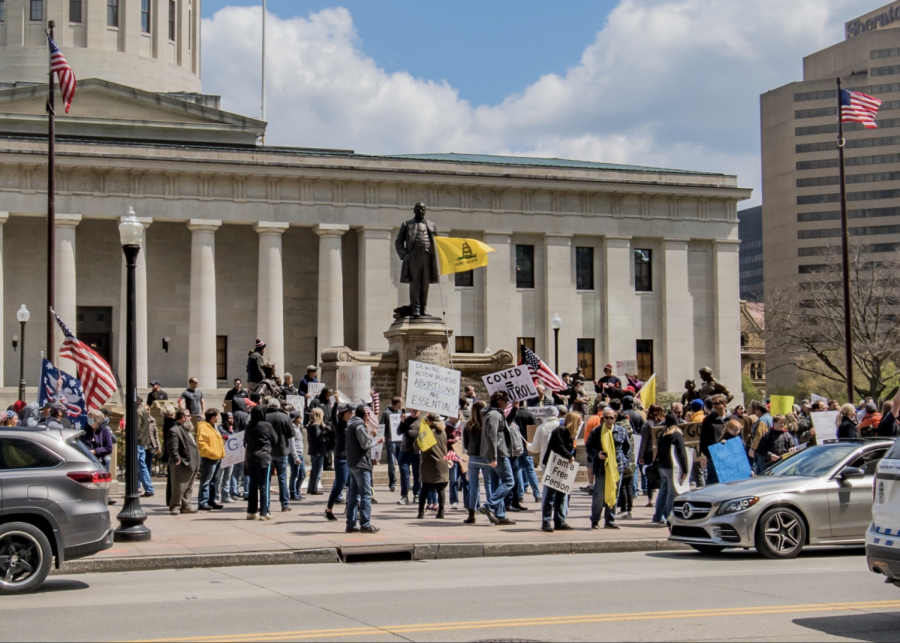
[
  {"x1": 114, "y1": 208, "x2": 150, "y2": 543},
  {"x1": 16, "y1": 305, "x2": 29, "y2": 402},
  {"x1": 551, "y1": 312, "x2": 562, "y2": 375}
]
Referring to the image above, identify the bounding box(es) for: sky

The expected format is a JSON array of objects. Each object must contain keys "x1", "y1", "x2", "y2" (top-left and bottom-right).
[{"x1": 200, "y1": 0, "x2": 882, "y2": 207}]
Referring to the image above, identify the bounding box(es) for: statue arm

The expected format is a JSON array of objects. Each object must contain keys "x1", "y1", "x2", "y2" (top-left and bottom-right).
[{"x1": 394, "y1": 226, "x2": 408, "y2": 260}]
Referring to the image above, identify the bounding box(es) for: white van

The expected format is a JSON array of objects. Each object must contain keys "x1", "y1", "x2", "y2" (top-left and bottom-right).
[{"x1": 866, "y1": 439, "x2": 900, "y2": 586}]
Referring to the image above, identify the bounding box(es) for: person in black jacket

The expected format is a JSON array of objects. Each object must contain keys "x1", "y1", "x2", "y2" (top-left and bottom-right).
[
  {"x1": 325, "y1": 403, "x2": 354, "y2": 522},
  {"x1": 758, "y1": 415, "x2": 796, "y2": 468},
  {"x1": 345, "y1": 406, "x2": 382, "y2": 534},
  {"x1": 652, "y1": 413, "x2": 688, "y2": 525},
  {"x1": 397, "y1": 409, "x2": 422, "y2": 505},
  {"x1": 265, "y1": 398, "x2": 294, "y2": 513},
  {"x1": 540, "y1": 419, "x2": 577, "y2": 533},
  {"x1": 878, "y1": 389, "x2": 900, "y2": 437},
  {"x1": 305, "y1": 407, "x2": 333, "y2": 495},
  {"x1": 700, "y1": 394, "x2": 727, "y2": 484},
  {"x1": 231, "y1": 397, "x2": 251, "y2": 500},
  {"x1": 244, "y1": 405, "x2": 277, "y2": 520}
]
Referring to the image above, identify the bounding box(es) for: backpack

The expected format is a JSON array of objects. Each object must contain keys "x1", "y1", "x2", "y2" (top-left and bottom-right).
[{"x1": 506, "y1": 420, "x2": 525, "y2": 458}]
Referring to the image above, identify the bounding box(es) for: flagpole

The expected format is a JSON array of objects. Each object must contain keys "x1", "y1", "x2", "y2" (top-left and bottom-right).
[
  {"x1": 46, "y1": 20, "x2": 56, "y2": 368},
  {"x1": 437, "y1": 277, "x2": 454, "y2": 370},
  {"x1": 260, "y1": 0, "x2": 266, "y2": 145},
  {"x1": 836, "y1": 77, "x2": 854, "y2": 403}
]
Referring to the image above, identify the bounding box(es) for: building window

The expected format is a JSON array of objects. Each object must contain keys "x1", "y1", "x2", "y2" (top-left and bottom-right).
[
  {"x1": 30, "y1": 0, "x2": 42, "y2": 21},
  {"x1": 0, "y1": 0, "x2": 6, "y2": 22},
  {"x1": 577, "y1": 339, "x2": 595, "y2": 380},
  {"x1": 107, "y1": 0, "x2": 118, "y2": 27},
  {"x1": 636, "y1": 340, "x2": 653, "y2": 380},
  {"x1": 455, "y1": 336, "x2": 474, "y2": 354},
  {"x1": 455, "y1": 270, "x2": 474, "y2": 287},
  {"x1": 517, "y1": 337, "x2": 536, "y2": 354},
  {"x1": 576, "y1": 247, "x2": 594, "y2": 290},
  {"x1": 634, "y1": 249, "x2": 652, "y2": 292},
  {"x1": 516, "y1": 245, "x2": 534, "y2": 289},
  {"x1": 69, "y1": 0, "x2": 81, "y2": 23},
  {"x1": 168, "y1": 0, "x2": 176, "y2": 41},
  {"x1": 740, "y1": 332, "x2": 748, "y2": 348},
  {"x1": 216, "y1": 336, "x2": 227, "y2": 381},
  {"x1": 141, "y1": 0, "x2": 150, "y2": 32}
]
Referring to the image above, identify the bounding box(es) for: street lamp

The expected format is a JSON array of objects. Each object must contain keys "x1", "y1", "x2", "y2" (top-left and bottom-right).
[
  {"x1": 551, "y1": 313, "x2": 562, "y2": 375},
  {"x1": 16, "y1": 305, "x2": 29, "y2": 402},
  {"x1": 114, "y1": 208, "x2": 151, "y2": 543}
]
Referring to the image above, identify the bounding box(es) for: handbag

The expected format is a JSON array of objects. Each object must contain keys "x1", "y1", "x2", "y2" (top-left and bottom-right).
[{"x1": 645, "y1": 462, "x2": 660, "y2": 485}]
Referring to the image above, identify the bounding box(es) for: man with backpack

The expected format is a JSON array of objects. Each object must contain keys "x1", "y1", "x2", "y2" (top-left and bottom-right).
[{"x1": 479, "y1": 391, "x2": 517, "y2": 526}]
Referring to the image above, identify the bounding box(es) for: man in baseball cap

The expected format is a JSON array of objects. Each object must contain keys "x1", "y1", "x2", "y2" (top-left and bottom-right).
[{"x1": 299, "y1": 365, "x2": 319, "y2": 398}]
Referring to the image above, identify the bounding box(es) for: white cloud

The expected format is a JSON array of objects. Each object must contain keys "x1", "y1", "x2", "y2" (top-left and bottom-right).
[{"x1": 202, "y1": 0, "x2": 876, "y2": 206}]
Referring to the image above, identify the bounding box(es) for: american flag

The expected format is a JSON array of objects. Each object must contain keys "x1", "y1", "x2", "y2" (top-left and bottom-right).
[
  {"x1": 841, "y1": 89, "x2": 881, "y2": 130},
  {"x1": 47, "y1": 35, "x2": 76, "y2": 113},
  {"x1": 364, "y1": 405, "x2": 379, "y2": 433},
  {"x1": 520, "y1": 345, "x2": 566, "y2": 392},
  {"x1": 53, "y1": 310, "x2": 116, "y2": 411},
  {"x1": 372, "y1": 391, "x2": 380, "y2": 417}
]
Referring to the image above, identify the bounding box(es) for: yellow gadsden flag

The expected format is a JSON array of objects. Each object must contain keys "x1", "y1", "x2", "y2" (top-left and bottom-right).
[
  {"x1": 434, "y1": 237, "x2": 495, "y2": 275},
  {"x1": 637, "y1": 374, "x2": 656, "y2": 407}
]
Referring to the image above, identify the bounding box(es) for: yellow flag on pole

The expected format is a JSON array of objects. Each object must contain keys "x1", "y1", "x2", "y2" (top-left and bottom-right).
[
  {"x1": 434, "y1": 237, "x2": 495, "y2": 275},
  {"x1": 637, "y1": 374, "x2": 656, "y2": 407}
]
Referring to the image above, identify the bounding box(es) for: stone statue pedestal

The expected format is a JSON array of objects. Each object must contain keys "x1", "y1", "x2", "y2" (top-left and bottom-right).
[{"x1": 385, "y1": 317, "x2": 453, "y2": 402}]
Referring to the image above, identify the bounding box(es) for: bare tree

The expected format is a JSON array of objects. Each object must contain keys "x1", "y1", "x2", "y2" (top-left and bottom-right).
[{"x1": 765, "y1": 241, "x2": 900, "y2": 401}]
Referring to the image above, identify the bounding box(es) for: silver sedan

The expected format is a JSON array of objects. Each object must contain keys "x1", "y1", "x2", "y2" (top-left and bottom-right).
[{"x1": 669, "y1": 440, "x2": 892, "y2": 559}]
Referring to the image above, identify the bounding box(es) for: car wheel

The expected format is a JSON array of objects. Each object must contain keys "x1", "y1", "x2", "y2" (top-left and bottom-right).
[
  {"x1": 0, "y1": 523, "x2": 53, "y2": 595},
  {"x1": 690, "y1": 544, "x2": 726, "y2": 555},
  {"x1": 756, "y1": 507, "x2": 807, "y2": 560}
]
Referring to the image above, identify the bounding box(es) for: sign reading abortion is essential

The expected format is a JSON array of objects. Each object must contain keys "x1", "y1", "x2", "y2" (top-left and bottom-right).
[
  {"x1": 405, "y1": 360, "x2": 461, "y2": 416},
  {"x1": 221, "y1": 431, "x2": 245, "y2": 468},
  {"x1": 482, "y1": 366, "x2": 538, "y2": 402},
  {"x1": 708, "y1": 438, "x2": 752, "y2": 483},
  {"x1": 541, "y1": 453, "x2": 580, "y2": 496}
]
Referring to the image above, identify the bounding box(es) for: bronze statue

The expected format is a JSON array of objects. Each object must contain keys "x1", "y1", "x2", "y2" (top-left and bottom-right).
[
  {"x1": 681, "y1": 379, "x2": 697, "y2": 407},
  {"x1": 394, "y1": 203, "x2": 440, "y2": 318},
  {"x1": 696, "y1": 367, "x2": 733, "y2": 403}
]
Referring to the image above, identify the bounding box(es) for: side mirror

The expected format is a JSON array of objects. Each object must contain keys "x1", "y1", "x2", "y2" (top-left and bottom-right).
[{"x1": 840, "y1": 466, "x2": 865, "y2": 480}]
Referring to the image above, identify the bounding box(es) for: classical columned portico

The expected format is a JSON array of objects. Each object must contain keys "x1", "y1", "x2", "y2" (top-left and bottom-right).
[
  {"x1": 187, "y1": 220, "x2": 220, "y2": 388},
  {"x1": 118, "y1": 217, "x2": 151, "y2": 388},
  {"x1": 544, "y1": 234, "x2": 573, "y2": 370},
  {"x1": 55, "y1": 214, "x2": 81, "y2": 374},
  {"x1": 254, "y1": 222, "x2": 288, "y2": 371},
  {"x1": 357, "y1": 226, "x2": 393, "y2": 352},
  {"x1": 602, "y1": 236, "x2": 638, "y2": 367},
  {"x1": 483, "y1": 232, "x2": 512, "y2": 353},
  {"x1": 660, "y1": 239, "x2": 693, "y2": 392},
  {"x1": 713, "y1": 240, "x2": 743, "y2": 395},
  {"x1": 315, "y1": 224, "x2": 349, "y2": 363}
]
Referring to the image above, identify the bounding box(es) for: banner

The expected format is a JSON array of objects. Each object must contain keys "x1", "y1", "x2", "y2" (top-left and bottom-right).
[
  {"x1": 39, "y1": 358, "x2": 87, "y2": 430},
  {"x1": 770, "y1": 395, "x2": 794, "y2": 416},
  {"x1": 337, "y1": 365, "x2": 372, "y2": 403},
  {"x1": 221, "y1": 431, "x2": 245, "y2": 468},
  {"x1": 637, "y1": 373, "x2": 656, "y2": 406},
  {"x1": 434, "y1": 237, "x2": 495, "y2": 275},
  {"x1": 616, "y1": 360, "x2": 638, "y2": 379},
  {"x1": 811, "y1": 410, "x2": 840, "y2": 443},
  {"x1": 405, "y1": 360, "x2": 461, "y2": 416},
  {"x1": 482, "y1": 366, "x2": 538, "y2": 402},
  {"x1": 708, "y1": 438, "x2": 752, "y2": 483},
  {"x1": 541, "y1": 452, "x2": 579, "y2": 495}
]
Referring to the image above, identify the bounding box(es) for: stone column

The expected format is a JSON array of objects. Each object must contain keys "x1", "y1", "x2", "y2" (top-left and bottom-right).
[
  {"x1": 254, "y1": 222, "x2": 288, "y2": 371},
  {"x1": 0, "y1": 212, "x2": 7, "y2": 387},
  {"x1": 315, "y1": 224, "x2": 349, "y2": 363},
  {"x1": 544, "y1": 234, "x2": 573, "y2": 370},
  {"x1": 358, "y1": 226, "x2": 394, "y2": 352},
  {"x1": 713, "y1": 240, "x2": 743, "y2": 401},
  {"x1": 117, "y1": 217, "x2": 152, "y2": 388},
  {"x1": 661, "y1": 239, "x2": 693, "y2": 393},
  {"x1": 187, "y1": 220, "x2": 221, "y2": 388},
  {"x1": 602, "y1": 236, "x2": 637, "y2": 366},
  {"x1": 55, "y1": 214, "x2": 82, "y2": 374},
  {"x1": 483, "y1": 232, "x2": 513, "y2": 354}
]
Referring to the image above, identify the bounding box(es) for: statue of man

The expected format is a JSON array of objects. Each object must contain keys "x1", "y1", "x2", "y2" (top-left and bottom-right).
[
  {"x1": 394, "y1": 202, "x2": 440, "y2": 318},
  {"x1": 696, "y1": 367, "x2": 733, "y2": 403}
]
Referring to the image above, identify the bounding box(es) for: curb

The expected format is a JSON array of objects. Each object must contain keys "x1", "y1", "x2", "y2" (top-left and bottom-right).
[{"x1": 53, "y1": 538, "x2": 687, "y2": 576}]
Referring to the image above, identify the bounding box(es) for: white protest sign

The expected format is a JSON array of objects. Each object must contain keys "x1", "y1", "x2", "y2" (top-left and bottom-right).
[
  {"x1": 337, "y1": 365, "x2": 372, "y2": 403},
  {"x1": 616, "y1": 360, "x2": 638, "y2": 379},
  {"x1": 389, "y1": 414, "x2": 402, "y2": 442},
  {"x1": 528, "y1": 406, "x2": 554, "y2": 420},
  {"x1": 307, "y1": 383, "x2": 325, "y2": 398},
  {"x1": 811, "y1": 393, "x2": 828, "y2": 406},
  {"x1": 541, "y1": 452, "x2": 579, "y2": 495},
  {"x1": 287, "y1": 396, "x2": 305, "y2": 413},
  {"x1": 482, "y1": 366, "x2": 538, "y2": 403},
  {"x1": 405, "y1": 360, "x2": 461, "y2": 416},
  {"x1": 672, "y1": 445, "x2": 694, "y2": 495},
  {"x1": 221, "y1": 431, "x2": 245, "y2": 468},
  {"x1": 811, "y1": 410, "x2": 840, "y2": 443},
  {"x1": 371, "y1": 424, "x2": 387, "y2": 463}
]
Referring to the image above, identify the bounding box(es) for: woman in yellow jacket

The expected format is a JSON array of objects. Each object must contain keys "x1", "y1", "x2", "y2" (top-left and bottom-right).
[{"x1": 197, "y1": 408, "x2": 225, "y2": 511}]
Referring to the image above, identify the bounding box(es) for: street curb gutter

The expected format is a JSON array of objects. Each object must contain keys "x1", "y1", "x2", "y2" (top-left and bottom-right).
[{"x1": 53, "y1": 539, "x2": 688, "y2": 575}]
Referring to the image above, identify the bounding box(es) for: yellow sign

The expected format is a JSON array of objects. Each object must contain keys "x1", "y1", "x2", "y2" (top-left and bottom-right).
[
  {"x1": 434, "y1": 237, "x2": 495, "y2": 275},
  {"x1": 770, "y1": 395, "x2": 794, "y2": 416},
  {"x1": 416, "y1": 420, "x2": 438, "y2": 452}
]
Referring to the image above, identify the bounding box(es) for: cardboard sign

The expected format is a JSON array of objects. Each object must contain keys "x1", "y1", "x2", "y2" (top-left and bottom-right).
[
  {"x1": 541, "y1": 452, "x2": 579, "y2": 495},
  {"x1": 482, "y1": 366, "x2": 538, "y2": 403},
  {"x1": 811, "y1": 410, "x2": 840, "y2": 443},
  {"x1": 307, "y1": 383, "x2": 325, "y2": 399},
  {"x1": 709, "y1": 438, "x2": 752, "y2": 483},
  {"x1": 651, "y1": 422, "x2": 702, "y2": 456},
  {"x1": 287, "y1": 396, "x2": 305, "y2": 413},
  {"x1": 371, "y1": 424, "x2": 386, "y2": 463},
  {"x1": 672, "y1": 445, "x2": 695, "y2": 495},
  {"x1": 221, "y1": 431, "x2": 245, "y2": 468},
  {"x1": 405, "y1": 360, "x2": 461, "y2": 416},
  {"x1": 770, "y1": 395, "x2": 794, "y2": 416},
  {"x1": 388, "y1": 414, "x2": 402, "y2": 442},
  {"x1": 337, "y1": 365, "x2": 372, "y2": 403},
  {"x1": 616, "y1": 360, "x2": 638, "y2": 379}
]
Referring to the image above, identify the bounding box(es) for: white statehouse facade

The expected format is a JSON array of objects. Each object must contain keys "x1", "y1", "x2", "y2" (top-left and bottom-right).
[{"x1": 0, "y1": 0, "x2": 750, "y2": 397}]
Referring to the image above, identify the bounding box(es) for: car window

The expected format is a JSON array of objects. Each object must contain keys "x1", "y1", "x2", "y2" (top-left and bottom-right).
[
  {"x1": 68, "y1": 438, "x2": 101, "y2": 466},
  {"x1": 763, "y1": 444, "x2": 859, "y2": 477},
  {"x1": 0, "y1": 438, "x2": 63, "y2": 470},
  {"x1": 847, "y1": 448, "x2": 888, "y2": 476},
  {"x1": 884, "y1": 440, "x2": 900, "y2": 461}
]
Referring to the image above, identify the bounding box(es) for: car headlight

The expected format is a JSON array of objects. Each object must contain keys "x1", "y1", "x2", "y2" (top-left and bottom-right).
[{"x1": 716, "y1": 497, "x2": 759, "y2": 515}]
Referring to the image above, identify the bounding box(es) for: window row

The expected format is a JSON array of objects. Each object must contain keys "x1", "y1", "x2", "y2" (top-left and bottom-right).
[
  {"x1": 797, "y1": 223, "x2": 900, "y2": 239},
  {"x1": 797, "y1": 206, "x2": 900, "y2": 222},
  {"x1": 798, "y1": 153, "x2": 900, "y2": 170},
  {"x1": 797, "y1": 136, "x2": 900, "y2": 154},
  {"x1": 795, "y1": 118, "x2": 900, "y2": 137},
  {"x1": 872, "y1": 65, "x2": 900, "y2": 77},
  {"x1": 9, "y1": 0, "x2": 180, "y2": 38},
  {"x1": 872, "y1": 47, "x2": 900, "y2": 59},
  {"x1": 797, "y1": 241, "x2": 900, "y2": 256},
  {"x1": 797, "y1": 171, "x2": 900, "y2": 188},
  {"x1": 794, "y1": 83, "x2": 900, "y2": 103}
]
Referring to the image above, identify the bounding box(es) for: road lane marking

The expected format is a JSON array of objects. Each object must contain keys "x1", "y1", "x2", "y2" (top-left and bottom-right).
[{"x1": 130, "y1": 600, "x2": 900, "y2": 642}]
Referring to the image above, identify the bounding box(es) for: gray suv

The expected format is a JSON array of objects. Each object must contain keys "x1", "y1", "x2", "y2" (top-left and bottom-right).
[{"x1": 0, "y1": 426, "x2": 114, "y2": 594}]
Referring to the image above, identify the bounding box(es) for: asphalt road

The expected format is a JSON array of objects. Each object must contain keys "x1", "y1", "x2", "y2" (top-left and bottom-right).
[{"x1": 3, "y1": 548, "x2": 900, "y2": 642}]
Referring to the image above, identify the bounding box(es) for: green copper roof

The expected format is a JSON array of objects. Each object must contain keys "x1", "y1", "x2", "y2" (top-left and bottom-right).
[{"x1": 388, "y1": 153, "x2": 722, "y2": 176}]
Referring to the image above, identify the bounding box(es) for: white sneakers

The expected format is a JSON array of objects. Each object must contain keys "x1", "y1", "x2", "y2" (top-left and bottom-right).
[{"x1": 247, "y1": 513, "x2": 259, "y2": 521}]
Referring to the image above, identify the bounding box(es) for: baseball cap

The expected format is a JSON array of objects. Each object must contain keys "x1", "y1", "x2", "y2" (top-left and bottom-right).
[
  {"x1": 150, "y1": 380, "x2": 161, "y2": 386},
  {"x1": 290, "y1": 409, "x2": 303, "y2": 421},
  {"x1": 306, "y1": 365, "x2": 318, "y2": 372},
  {"x1": 50, "y1": 402, "x2": 67, "y2": 413}
]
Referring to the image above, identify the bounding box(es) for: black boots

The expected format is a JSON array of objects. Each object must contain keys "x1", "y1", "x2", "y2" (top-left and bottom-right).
[{"x1": 464, "y1": 510, "x2": 476, "y2": 524}]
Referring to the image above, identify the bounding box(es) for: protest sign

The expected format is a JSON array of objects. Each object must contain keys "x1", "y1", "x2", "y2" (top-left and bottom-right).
[
  {"x1": 811, "y1": 410, "x2": 840, "y2": 442},
  {"x1": 405, "y1": 360, "x2": 461, "y2": 416},
  {"x1": 337, "y1": 365, "x2": 372, "y2": 403},
  {"x1": 616, "y1": 360, "x2": 638, "y2": 379},
  {"x1": 221, "y1": 431, "x2": 245, "y2": 468},
  {"x1": 482, "y1": 366, "x2": 538, "y2": 403},
  {"x1": 770, "y1": 395, "x2": 794, "y2": 416},
  {"x1": 388, "y1": 414, "x2": 402, "y2": 442},
  {"x1": 708, "y1": 438, "x2": 752, "y2": 483},
  {"x1": 371, "y1": 424, "x2": 387, "y2": 463},
  {"x1": 672, "y1": 446, "x2": 695, "y2": 495},
  {"x1": 811, "y1": 393, "x2": 828, "y2": 406},
  {"x1": 287, "y1": 396, "x2": 305, "y2": 413},
  {"x1": 541, "y1": 452, "x2": 579, "y2": 495},
  {"x1": 528, "y1": 406, "x2": 554, "y2": 420},
  {"x1": 307, "y1": 383, "x2": 325, "y2": 398}
]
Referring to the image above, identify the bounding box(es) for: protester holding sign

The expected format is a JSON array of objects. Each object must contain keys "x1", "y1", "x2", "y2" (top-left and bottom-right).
[
  {"x1": 540, "y1": 415, "x2": 577, "y2": 532},
  {"x1": 417, "y1": 414, "x2": 450, "y2": 519},
  {"x1": 397, "y1": 409, "x2": 422, "y2": 505},
  {"x1": 652, "y1": 413, "x2": 688, "y2": 526},
  {"x1": 345, "y1": 405, "x2": 383, "y2": 534},
  {"x1": 757, "y1": 415, "x2": 795, "y2": 468},
  {"x1": 305, "y1": 407, "x2": 332, "y2": 495},
  {"x1": 379, "y1": 397, "x2": 403, "y2": 492}
]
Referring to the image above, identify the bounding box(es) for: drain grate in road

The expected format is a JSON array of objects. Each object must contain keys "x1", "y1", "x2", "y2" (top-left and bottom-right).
[{"x1": 339, "y1": 545, "x2": 414, "y2": 564}]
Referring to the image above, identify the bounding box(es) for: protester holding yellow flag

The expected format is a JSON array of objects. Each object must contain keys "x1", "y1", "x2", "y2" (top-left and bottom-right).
[
  {"x1": 434, "y1": 237, "x2": 495, "y2": 275},
  {"x1": 586, "y1": 407, "x2": 627, "y2": 530}
]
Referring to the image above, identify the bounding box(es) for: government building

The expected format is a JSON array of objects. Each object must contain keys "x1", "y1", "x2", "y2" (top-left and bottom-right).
[{"x1": 0, "y1": 0, "x2": 749, "y2": 398}]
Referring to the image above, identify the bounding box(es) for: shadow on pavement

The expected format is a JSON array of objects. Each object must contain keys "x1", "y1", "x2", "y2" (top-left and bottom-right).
[
  {"x1": 646, "y1": 546, "x2": 866, "y2": 561},
  {"x1": 794, "y1": 612, "x2": 900, "y2": 642},
  {"x1": 33, "y1": 579, "x2": 90, "y2": 594}
]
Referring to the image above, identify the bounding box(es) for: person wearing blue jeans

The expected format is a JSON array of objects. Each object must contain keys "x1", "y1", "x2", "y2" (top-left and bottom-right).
[
  {"x1": 346, "y1": 467, "x2": 375, "y2": 531},
  {"x1": 517, "y1": 453, "x2": 541, "y2": 502},
  {"x1": 198, "y1": 457, "x2": 221, "y2": 509},
  {"x1": 477, "y1": 393, "x2": 517, "y2": 526},
  {"x1": 379, "y1": 398, "x2": 404, "y2": 493},
  {"x1": 396, "y1": 409, "x2": 423, "y2": 504},
  {"x1": 652, "y1": 413, "x2": 689, "y2": 525},
  {"x1": 248, "y1": 464, "x2": 272, "y2": 518},
  {"x1": 271, "y1": 455, "x2": 291, "y2": 510},
  {"x1": 652, "y1": 467, "x2": 677, "y2": 524},
  {"x1": 345, "y1": 403, "x2": 382, "y2": 534},
  {"x1": 486, "y1": 456, "x2": 515, "y2": 521},
  {"x1": 325, "y1": 404, "x2": 353, "y2": 521},
  {"x1": 136, "y1": 445, "x2": 156, "y2": 496},
  {"x1": 307, "y1": 455, "x2": 324, "y2": 494}
]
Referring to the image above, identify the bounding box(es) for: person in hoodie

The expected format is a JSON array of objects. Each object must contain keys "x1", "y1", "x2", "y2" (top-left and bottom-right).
[
  {"x1": 288, "y1": 409, "x2": 306, "y2": 501},
  {"x1": 305, "y1": 407, "x2": 332, "y2": 495},
  {"x1": 214, "y1": 412, "x2": 237, "y2": 504},
  {"x1": 324, "y1": 403, "x2": 353, "y2": 522},
  {"x1": 700, "y1": 394, "x2": 727, "y2": 484},
  {"x1": 265, "y1": 398, "x2": 295, "y2": 512},
  {"x1": 230, "y1": 397, "x2": 251, "y2": 501},
  {"x1": 244, "y1": 405, "x2": 278, "y2": 520},
  {"x1": 478, "y1": 390, "x2": 517, "y2": 527},
  {"x1": 196, "y1": 408, "x2": 225, "y2": 511},
  {"x1": 344, "y1": 404, "x2": 383, "y2": 534}
]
